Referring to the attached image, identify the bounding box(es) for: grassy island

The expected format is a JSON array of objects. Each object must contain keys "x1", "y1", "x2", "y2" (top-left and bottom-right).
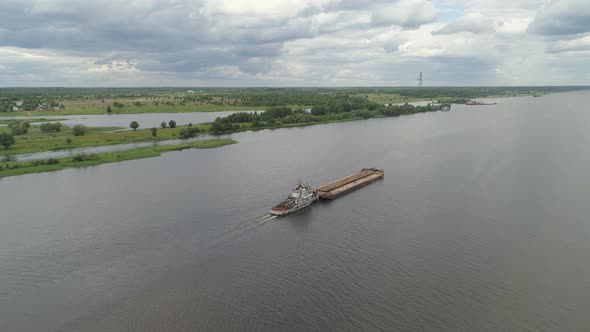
[
  {"x1": 0, "y1": 139, "x2": 237, "y2": 178},
  {"x1": 0, "y1": 123, "x2": 213, "y2": 156}
]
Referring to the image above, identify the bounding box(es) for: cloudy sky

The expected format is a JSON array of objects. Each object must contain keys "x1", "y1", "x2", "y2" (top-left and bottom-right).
[{"x1": 0, "y1": 0, "x2": 589, "y2": 87}]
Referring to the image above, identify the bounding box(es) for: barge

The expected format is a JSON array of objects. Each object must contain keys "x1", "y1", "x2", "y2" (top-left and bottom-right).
[
  {"x1": 465, "y1": 101, "x2": 497, "y2": 106},
  {"x1": 315, "y1": 168, "x2": 384, "y2": 200},
  {"x1": 268, "y1": 168, "x2": 384, "y2": 216}
]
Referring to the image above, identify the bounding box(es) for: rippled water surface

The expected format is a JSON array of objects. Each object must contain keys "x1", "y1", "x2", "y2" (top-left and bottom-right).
[{"x1": 2, "y1": 91, "x2": 590, "y2": 331}]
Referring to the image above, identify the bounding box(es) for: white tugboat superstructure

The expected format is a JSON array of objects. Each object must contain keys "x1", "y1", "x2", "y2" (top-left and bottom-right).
[{"x1": 269, "y1": 181, "x2": 318, "y2": 216}]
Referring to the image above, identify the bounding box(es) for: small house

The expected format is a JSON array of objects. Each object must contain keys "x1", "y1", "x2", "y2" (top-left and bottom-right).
[{"x1": 37, "y1": 102, "x2": 51, "y2": 111}]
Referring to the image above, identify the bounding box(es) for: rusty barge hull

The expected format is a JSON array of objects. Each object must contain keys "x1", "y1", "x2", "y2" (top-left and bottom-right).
[{"x1": 315, "y1": 168, "x2": 384, "y2": 200}]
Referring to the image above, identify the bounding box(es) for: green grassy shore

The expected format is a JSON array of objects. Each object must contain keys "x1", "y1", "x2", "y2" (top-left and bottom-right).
[
  {"x1": 0, "y1": 118, "x2": 67, "y2": 125},
  {"x1": 0, "y1": 124, "x2": 210, "y2": 155},
  {"x1": 0, "y1": 116, "x2": 366, "y2": 157},
  {"x1": 0, "y1": 139, "x2": 237, "y2": 178}
]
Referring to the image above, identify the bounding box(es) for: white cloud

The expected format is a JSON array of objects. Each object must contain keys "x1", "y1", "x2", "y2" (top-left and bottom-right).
[
  {"x1": 88, "y1": 61, "x2": 138, "y2": 73},
  {"x1": 0, "y1": 0, "x2": 587, "y2": 86}
]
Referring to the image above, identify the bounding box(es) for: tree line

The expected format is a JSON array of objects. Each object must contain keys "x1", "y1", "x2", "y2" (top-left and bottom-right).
[{"x1": 208, "y1": 100, "x2": 451, "y2": 134}]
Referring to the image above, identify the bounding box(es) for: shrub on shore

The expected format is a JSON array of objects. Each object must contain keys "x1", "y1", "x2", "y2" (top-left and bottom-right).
[
  {"x1": 72, "y1": 153, "x2": 98, "y2": 162},
  {"x1": 72, "y1": 124, "x2": 88, "y2": 136}
]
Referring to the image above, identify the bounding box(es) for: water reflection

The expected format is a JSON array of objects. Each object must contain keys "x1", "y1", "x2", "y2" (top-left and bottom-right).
[{"x1": 0, "y1": 111, "x2": 256, "y2": 128}]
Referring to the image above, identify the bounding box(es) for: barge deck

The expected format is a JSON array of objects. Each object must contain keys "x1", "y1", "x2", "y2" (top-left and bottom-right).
[{"x1": 315, "y1": 168, "x2": 384, "y2": 200}]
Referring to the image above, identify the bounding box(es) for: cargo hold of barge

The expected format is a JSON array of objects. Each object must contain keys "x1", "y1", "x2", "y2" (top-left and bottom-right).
[{"x1": 315, "y1": 168, "x2": 384, "y2": 200}]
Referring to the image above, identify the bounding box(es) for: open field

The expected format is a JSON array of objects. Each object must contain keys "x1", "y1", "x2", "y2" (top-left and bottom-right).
[
  {"x1": 0, "y1": 139, "x2": 237, "y2": 178},
  {"x1": 357, "y1": 93, "x2": 425, "y2": 104},
  {"x1": 2, "y1": 86, "x2": 586, "y2": 116},
  {"x1": 53, "y1": 100, "x2": 255, "y2": 115}
]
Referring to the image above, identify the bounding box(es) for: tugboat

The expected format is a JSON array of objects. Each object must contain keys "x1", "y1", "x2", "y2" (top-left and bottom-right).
[{"x1": 269, "y1": 181, "x2": 318, "y2": 216}]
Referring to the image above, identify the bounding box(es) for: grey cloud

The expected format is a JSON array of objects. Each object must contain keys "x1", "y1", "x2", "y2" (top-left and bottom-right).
[
  {"x1": 371, "y1": 0, "x2": 438, "y2": 28},
  {"x1": 357, "y1": 54, "x2": 497, "y2": 85},
  {"x1": 136, "y1": 49, "x2": 237, "y2": 72},
  {"x1": 2, "y1": 0, "x2": 587, "y2": 86},
  {"x1": 0, "y1": 0, "x2": 434, "y2": 77},
  {"x1": 0, "y1": 1, "x2": 282, "y2": 76},
  {"x1": 231, "y1": 43, "x2": 283, "y2": 57},
  {"x1": 383, "y1": 43, "x2": 400, "y2": 53},
  {"x1": 545, "y1": 36, "x2": 590, "y2": 53},
  {"x1": 528, "y1": 0, "x2": 590, "y2": 35},
  {"x1": 433, "y1": 15, "x2": 495, "y2": 35},
  {"x1": 423, "y1": 55, "x2": 498, "y2": 84},
  {"x1": 0, "y1": 1, "x2": 206, "y2": 52}
]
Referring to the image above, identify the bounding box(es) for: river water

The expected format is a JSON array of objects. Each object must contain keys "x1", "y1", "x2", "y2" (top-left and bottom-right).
[
  {"x1": 1, "y1": 91, "x2": 590, "y2": 331},
  {"x1": 12, "y1": 136, "x2": 216, "y2": 162},
  {"x1": 0, "y1": 111, "x2": 254, "y2": 128}
]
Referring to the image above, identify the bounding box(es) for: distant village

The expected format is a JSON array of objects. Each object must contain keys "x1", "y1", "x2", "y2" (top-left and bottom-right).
[{"x1": 0, "y1": 96, "x2": 65, "y2": 112}]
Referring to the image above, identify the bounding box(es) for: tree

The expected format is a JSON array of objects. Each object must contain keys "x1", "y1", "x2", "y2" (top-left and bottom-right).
[
  {"x1": 66, "y1": 137, "x2": 72, "y2": 144},
  {"x1": 179, "y1": 127, "x2": 194, "y2": 139},
  {"x1": 0, "y1": 133, "x2": 15, "y2": 149},
  {"x1": 251, "y1": 118, "x2": 261, "y2": 128},
  {"x1": 179, "y1": 127, "x2": 200, "y2": 139},
  {"x1": 106, "y1": 105, "x2": 112, "y2": 113},
  {"x1": 130, "y1": 121, "x2": 139, "y2": 131},
  {"x1": 72, "y1": 124, "x2": 88, "y2": 136},
  {"x1": 151, "y1": 127, "x2": 157, "y2": 137},
  {"x1": 40, "y1": 122, "x2": 63, "y2": 133},
  {"x1": 161, "y1": 121, "x2": 167, "y2": 128},
  {"x1": 211, "y1": 120, "x2": 223, "y2": 134},
  {"x1": 8, "y1": 120, "x2": 30, "y2": 135},
  {"x1": 168, "y1": 120, "x2": 176, "y2": 128}
]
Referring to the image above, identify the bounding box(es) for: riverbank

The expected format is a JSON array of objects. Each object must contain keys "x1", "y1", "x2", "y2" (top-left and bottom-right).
[
  {"x1": 0, "y1": 125, "x2": 127, "y2": 155},
  {"x1": 0, "y1": 102, "x2": 451, "y2": 158},
  {"x1": 0, "y1": 123, "x2": 213, "y2": 156},
  {"x1": 0, "y1": 118, "x2": 67, "y2": 125},
  {"x1": 0, "y1": 139, "x2": 237, "y2": 178},
  {"x1": 2, "y1": 104, "x2": 259, "y2": 117}
]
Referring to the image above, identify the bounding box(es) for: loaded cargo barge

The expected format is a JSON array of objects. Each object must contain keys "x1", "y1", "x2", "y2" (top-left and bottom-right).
[
  {"x1": 268, "y1": 168, "x2": 384, "y2": 216},
  {"x1": 465, "y1": 101, "x2": 497, "y2": 106},
  {"x1": 315, "y1": 168, "x2": 384, "y2": 200}
]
